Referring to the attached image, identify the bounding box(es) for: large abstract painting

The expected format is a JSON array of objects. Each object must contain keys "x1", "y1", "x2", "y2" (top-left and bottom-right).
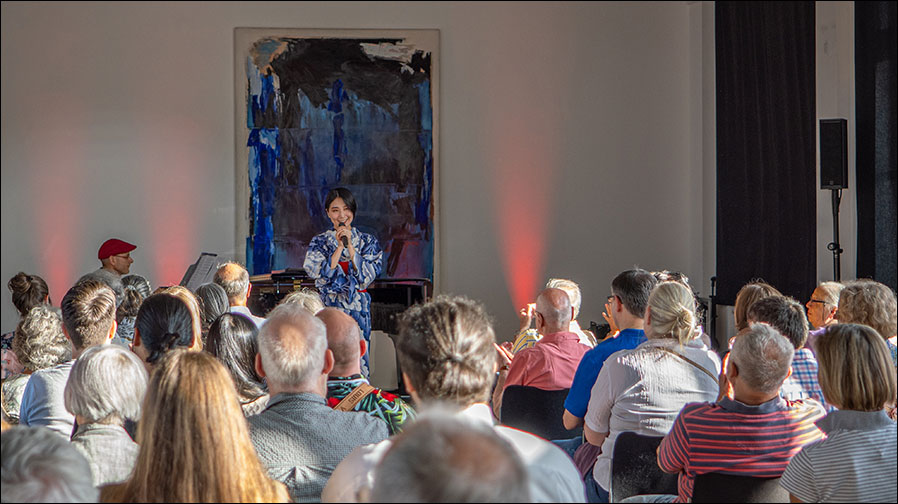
[{"x1": 235, "y1": 29, "x2": 439, "y2": 284}]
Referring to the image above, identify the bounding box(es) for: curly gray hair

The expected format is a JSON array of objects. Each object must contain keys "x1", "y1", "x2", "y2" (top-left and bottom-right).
[{"x1": 11, "y1": 305, "x2": 71, "y2": 371}]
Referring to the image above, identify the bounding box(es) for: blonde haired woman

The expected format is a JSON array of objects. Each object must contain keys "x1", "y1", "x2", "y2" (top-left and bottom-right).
[
  {"x1": 582, "y1": 281, "x2": 721, "y2": 502},
  {"x1": 780, "y1": 324, "x2": 897, "y2": 502},
  {"x1": 101, "y1": 350, "x2": 289, "y2": 503}
]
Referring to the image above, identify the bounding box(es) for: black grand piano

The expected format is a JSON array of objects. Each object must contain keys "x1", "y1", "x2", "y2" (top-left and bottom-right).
[{"x1": 248, "y1": 269, "x2": 431, "y2": 336}]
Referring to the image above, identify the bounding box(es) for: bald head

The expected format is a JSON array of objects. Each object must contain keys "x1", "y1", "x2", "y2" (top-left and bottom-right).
[
  {"x1": 536, "y1": 287, "x2": 573, "y2": 334},
  {"x1": 316, "y1": 308, "x2": 363, "y2": 374},
  {"x1": 213, "y1": 262, "x2": 250, "y2": 305}
]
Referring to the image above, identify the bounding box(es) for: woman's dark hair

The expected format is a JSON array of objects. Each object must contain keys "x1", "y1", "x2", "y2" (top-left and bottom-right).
[
  {"x1": 206, "y1": 313, "x2": 266, "y2": 401},
  {"x1": 118, "y1": 275, "x2": 152, "y2": 320},
  {"x1": 135, "y1": 294, "x2": 195, "y2": 364},
  {"x1": 324, "y1": 187, "x2": 357, "y2": 215},
  {"x1": 195, "y1": 283, "x2": 230, "y2": 336},
  {"x1": 8, "y1": 272, "x2": 50, "y2": 316}
]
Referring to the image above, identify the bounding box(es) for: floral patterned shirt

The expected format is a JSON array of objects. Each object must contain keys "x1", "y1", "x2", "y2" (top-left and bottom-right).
[{"x1": 326, "y1": 374, "x2": 415, "y2": 435}]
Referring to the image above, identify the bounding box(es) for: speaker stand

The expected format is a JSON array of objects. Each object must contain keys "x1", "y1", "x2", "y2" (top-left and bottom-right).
[{"x1": 827, "y1": 189, "x2": 843, "y2": 281}]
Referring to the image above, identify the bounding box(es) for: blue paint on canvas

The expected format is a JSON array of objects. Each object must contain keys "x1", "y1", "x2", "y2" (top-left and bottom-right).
[{"x1": 244, "y1": 37, "x2": 435, "y2": 280}]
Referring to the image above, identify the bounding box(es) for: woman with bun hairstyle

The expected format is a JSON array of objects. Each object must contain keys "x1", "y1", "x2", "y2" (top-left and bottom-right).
[
  {"x1": 3, "y1": 273, "x2": 50, "y2": 379},
  {"x1": 130, "y1": 293, "x2": 201, "y2": 372},
  {"x1": 582, "y1": 281, "x2": 722, "y2": 502}
]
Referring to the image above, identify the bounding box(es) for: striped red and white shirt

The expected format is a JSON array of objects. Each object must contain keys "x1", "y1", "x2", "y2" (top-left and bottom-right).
[{"x1": 657, "y1": 396, "x2": 825, "y2": 502}]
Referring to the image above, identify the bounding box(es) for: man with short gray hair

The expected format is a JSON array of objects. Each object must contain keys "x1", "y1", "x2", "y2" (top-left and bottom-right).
[
  {"x1": 213, "y1": 261, "x2": 265, "y2": 328},
  {"x1": 1, "y1": 426, "x2": 99, "y2": 503},
  {"x1": 371, "y1": 411, "x2": 531, "y2": 503},
  {"x1": 647, "y1": 324, "x2": 826, "y2": 503},
  {"x1": 248, "y1": 303, "x2": 388, "y2": 502}
]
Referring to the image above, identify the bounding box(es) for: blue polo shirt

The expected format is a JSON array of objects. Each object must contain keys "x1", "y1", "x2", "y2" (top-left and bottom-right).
[{"x1": 563, "y1": 328, "x2": 646, "y2": 418}]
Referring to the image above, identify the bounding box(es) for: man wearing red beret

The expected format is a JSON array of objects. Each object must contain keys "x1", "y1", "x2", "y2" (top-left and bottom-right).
[{"x1": 97, "y1": 238, "x2": 136, "y2": 277}]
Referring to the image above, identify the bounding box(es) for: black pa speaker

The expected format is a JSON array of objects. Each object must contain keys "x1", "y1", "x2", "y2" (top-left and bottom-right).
[{"x1": 819, "y1": 118, "x2": 848, "y2": 189}]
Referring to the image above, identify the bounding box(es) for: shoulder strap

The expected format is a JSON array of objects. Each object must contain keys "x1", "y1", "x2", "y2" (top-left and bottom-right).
[
  {"x1": 656, "y1": 346, "x2": 718, "y2": 381},
  {"x1": 333, "y1": 382, "x2": 376, "y2": 412}
]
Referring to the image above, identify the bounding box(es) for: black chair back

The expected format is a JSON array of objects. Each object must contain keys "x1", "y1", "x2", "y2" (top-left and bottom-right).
[
  {"x1": 610, "y1": 432, "x2": 679, "y2": 502},
  {"x1": 691, "y1": 472, "x2": 789, "y2": 503},
  {"x1": 500, "y1": 385, "x2": 581, "y2": 440}
]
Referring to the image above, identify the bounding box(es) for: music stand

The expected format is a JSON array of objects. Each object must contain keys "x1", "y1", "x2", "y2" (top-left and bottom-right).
[{"x1": 179, "y1": 252, "x2": 219, "y2": 291}]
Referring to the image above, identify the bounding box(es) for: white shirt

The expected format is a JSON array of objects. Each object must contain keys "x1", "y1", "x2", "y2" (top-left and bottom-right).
[
  {"x1": 585, "y1": 337, "x2": 721, "y2": 490},
  {"x1": 229, "y1": 305, "x2": 266, "y2": 329},
  {"x1": 322, "y1": 403, "x2": 586, "y2": 503}
]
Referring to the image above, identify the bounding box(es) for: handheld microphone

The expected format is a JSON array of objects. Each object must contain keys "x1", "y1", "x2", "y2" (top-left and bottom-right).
[{"x1": 338, "y1": 222, "x2": 349, "y2": 248}]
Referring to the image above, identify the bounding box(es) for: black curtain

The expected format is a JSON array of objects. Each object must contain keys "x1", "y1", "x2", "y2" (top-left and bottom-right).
[
  {"x1": 715, "y1": 1, "x2": 817, "y2": 305},
  {"x1": 856, "y1": 2, "x2": 898, "y2": 292}
]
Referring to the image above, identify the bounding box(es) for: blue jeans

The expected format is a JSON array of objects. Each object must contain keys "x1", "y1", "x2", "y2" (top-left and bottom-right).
[
  {"x1": 551, "y1": 436, "x2": 583, "y2": 460},
  {"x1": 585, "y1": 474, "x2": 610, "y2": 503}
]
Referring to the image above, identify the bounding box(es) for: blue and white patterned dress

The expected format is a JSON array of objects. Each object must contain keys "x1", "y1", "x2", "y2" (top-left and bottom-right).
[{"x1": 303, "y1": 227, "x2": 383, "y2": 375}]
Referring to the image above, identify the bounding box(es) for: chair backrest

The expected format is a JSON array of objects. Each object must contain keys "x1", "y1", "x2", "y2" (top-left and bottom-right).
[
  {"x1": 610, "y1": 432, "x2": 679, "y2": 503},
  {"x1": 691, "y1": 472, "x2": 789, "y2": 503},
  {"x1": 500, "y1": 385, "x2": 581, "y2": 440}
]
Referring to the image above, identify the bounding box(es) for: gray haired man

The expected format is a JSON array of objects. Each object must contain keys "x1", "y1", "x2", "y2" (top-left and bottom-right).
[
  {"x1": 1, "y1": 426, "x2": 99, "y2": 503},
  {"x1": 247, "y1": 303, "x2": 388, "y2": 502}
]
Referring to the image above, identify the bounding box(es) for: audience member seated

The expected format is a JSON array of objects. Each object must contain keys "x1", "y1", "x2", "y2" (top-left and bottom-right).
[
  {"x1": 556, "y1": 272, "x2": 651, "y2": 480},
  {"x1": 206, "y1": 312, "x2": 270, "y2": 416},
  {"x1": 2, "y1": 272, "x2": 51, "y2": 380},
  {"x1": 746, "y1": 296, "x2": 829, "y2": 411},
  {"x1": 158, "y1": 285, "x2": 204, "y2": 348},
  {"x1": 214, "y1": 261, "x2": 266, "y2": 328},
  {"x1": 370, "y1": 411, "x2": 531, "y2": 503},
  {"x1": 1, "y1": 425, "x2": 98, "y2": 503},
  {"x1": 96, "y1": 238, "x2": 136, "y2": 277},
  {"x1": 318, "y1": 307, "x2": 415, "y2": 434},
  {"x1": 562, "y1": 269, "x2": 657, "y2": 440},
  {"x1": 64, "y1": 345, "x2": 148, "y2": 487},
  {"x1": 279, "y1": 287, "x2": 326, "y2": 314},
  {"x1": 195, "y1": 282, "x2": 229, "y2": 341},
  {"x1": 248, "y1": 303, "x2": 389, "y2": 502},
  {"x1": 323, "y1": 295, "x2": 584, "y2": 503},
  {"x1": 101, "y1": 350, "x2": 290, "y2": 503},
  {"x1": 2, "y1": 305, "x2": 71, "y2": 424},
  {"x1": 804, "y1": 281, "x2": 843, "y2": 353},
  {"x1": 730, "y1": 280, "x2": 782, "y2": 344},
  {"x1": 835, "y1": 279, "x2": 898, "y2": 367},
  {"x1": 583, "y1": 281, "x2": 721, "y2": 502},
  {"x1": 130, "y1": 293, "x2": 201, "y2": 373},
  {"x1": 780, "y1": 323, "x2": 897, "y2": 502},
  {"x1": 113, "y1": 274, "x2": 151, "y2": 346},
  {"x1": 640, "y1": 324, "x2": 825, "y2": 503},
  {"x1": 19, "y1": 280, "x2": 117, "y2": 438},
  {"x1": 511, "y1": 278, "x2": 597, "y2": 353},
  {"x1": 78, "y1": 269, "x2": 126, "y2": 314},
  {"x1": 493, "y1": 287, "x2": 589, "y2": 419},
  {"x1": 654, "y1": 270, "x2": 714, "y2": 349}
]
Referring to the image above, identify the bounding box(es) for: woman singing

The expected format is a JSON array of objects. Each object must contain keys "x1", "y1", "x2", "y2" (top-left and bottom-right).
[{"x1": 303, "y1": 188, "x2": 383, "y2": 375}]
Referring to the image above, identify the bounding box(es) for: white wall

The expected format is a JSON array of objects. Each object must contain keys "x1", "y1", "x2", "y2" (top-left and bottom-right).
[
  {"x1": 815, "y1": 1, "x2": 856, "y2": 284},
  {"x1": 1, "y1": 1, "x2": 702, "y2": 337}
]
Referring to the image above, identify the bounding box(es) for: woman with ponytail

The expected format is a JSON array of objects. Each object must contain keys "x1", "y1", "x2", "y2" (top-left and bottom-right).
[
  {"x1": 130, "y1": 293, "x2": 201, "y2": 372},
  {"x1": 582, "y1": 281, "x2": 722, "y2": 502}
]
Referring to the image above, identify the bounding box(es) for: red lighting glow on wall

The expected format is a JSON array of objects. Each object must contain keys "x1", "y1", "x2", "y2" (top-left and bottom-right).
[
  {"x1": 28, "y1": 101, "x2": 87, "y2": 306},
  {"x1": 488, "y1": 119, "x2": 560, "y2": 312},
  {"x1": 137, "y1": 116, "x2": 205, "y2": 287}
]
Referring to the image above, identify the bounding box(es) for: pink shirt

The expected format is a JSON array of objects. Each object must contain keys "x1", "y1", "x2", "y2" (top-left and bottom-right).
[{"x1": 504, "y1": 331, "x2": 589, "y2": 391}]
